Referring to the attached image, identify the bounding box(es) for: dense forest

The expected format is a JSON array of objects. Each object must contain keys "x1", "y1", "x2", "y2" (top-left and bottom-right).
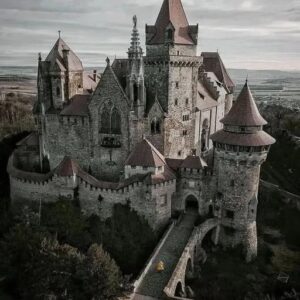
[{"x1": 0, "y1": 133, "x2": 161, "y2": 300}]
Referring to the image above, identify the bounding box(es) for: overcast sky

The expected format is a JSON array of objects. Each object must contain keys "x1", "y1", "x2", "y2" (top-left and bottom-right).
[{"x1": 0, "y1": 0, "x2": 299, "y2": 70}]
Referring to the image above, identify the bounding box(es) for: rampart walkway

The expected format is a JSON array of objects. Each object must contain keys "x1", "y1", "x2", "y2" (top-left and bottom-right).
[{"x1": 133, "y1": 211, "x2": 198, "y2": 299}]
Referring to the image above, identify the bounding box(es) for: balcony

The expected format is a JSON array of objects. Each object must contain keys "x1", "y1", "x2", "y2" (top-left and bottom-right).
[{"x1": 101, "y1": 136, "x2": 121, "y2": 148}]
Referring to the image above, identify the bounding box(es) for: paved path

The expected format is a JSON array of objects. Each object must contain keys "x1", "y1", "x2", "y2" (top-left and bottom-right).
[{"x1": 133, "y1": 211, "x2": 198, "y2": 299}]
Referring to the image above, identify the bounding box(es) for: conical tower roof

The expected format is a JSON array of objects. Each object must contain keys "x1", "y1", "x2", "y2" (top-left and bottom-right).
[
  {"x1": 221, "y1": 81, "x2": 267, "y2": 127},
  {"x1": 149, "y1": 0, "x2": 194, "y2": 45},
  {"x1": 46, "y1": 38, "x2": 83, "y2": 72}
]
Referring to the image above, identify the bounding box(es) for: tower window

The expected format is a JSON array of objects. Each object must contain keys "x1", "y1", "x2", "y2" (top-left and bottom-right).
[
  {"x1": 230, "y1": 180, "x2": 235, "y2": 187},
  {"x1": 226, "y1": 210, "x2": 234, "y2": 219},
  {"x1": 175, "y1": 98, "x2": 178, "y2": 106},
  {"x1": 56, "y1": 86, "x2": 61, "y2": 97},
  {"x1": 178, "y1": 151, "x2": 182, "y2": 157},
  {"x1": 151, "y1": 118, "x2": 161, "y2": 134},
  {"x1": 183, "y1": 130, "x2": 187, "y2": 136},
  {"x1": 177, "y1": 51, "x2": 180, "y2": 56},
  {"x1": 176, "y1": 82, "x2": 179, "y2": 89},
  {"x1": 186, "y1": 98, "x2": 189, "y2": 105},
  {"x1": 183, "y1": 114, "x2": 190, "y2": 122}
]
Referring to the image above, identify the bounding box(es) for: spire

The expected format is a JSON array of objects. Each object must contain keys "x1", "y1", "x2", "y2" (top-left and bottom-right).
[
  {"x1": 221, "y1": 81, "x2": 267, "y2": 127},
  {"x1": 128, "y1": 15, "x2": 143, "y2": 60},
  {"x1": 147, "y1": 0, "x2": 195, "y2": 45}
]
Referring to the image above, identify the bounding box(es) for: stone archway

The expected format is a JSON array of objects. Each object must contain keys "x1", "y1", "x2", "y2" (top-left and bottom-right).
[
  {"x1": 185, "y1": 195, "x2": 199, "y2": 212},
  {"x1": 185, "y1": 258, "x2": 193, "y2": 281},
  {"x1": 175, "y1": 281, "x2": 184, "y2": 298}
]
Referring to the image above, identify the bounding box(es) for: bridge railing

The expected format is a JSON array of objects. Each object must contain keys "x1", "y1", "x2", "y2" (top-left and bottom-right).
[{"x1": 163, "y1": 218, "x2": 219, "y2": 299}]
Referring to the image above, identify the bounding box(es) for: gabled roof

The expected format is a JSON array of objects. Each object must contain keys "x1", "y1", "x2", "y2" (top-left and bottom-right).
[
  {"x1": 221, "y1": 81, "x2": 267, "y2": 127},
  {"x1": 60, "y1": 94, "x2": 90, "y2": 117},
  {"x1": 93, "y1": 60, "x2": 130, "y2": 107},
  {"x1": 148, "y1": 0, "x2": 195, "y2": 45},
  {"x1": 55, "y1": 157, "x2": 79, "y2": 177},
  {"x1": 46, "y1": 38, "x2": 83, "y2": 72},
  {"x1": 201, "y1": 52, "x2": 235, "y2": 93},
  {"x1": 126, "y1": 138, "x2": 166, "y2": 167}
]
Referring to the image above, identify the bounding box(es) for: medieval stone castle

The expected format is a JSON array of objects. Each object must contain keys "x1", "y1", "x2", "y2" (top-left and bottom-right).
[{"x1": 8, "y1": 0, "x2": 275, "y2": 262}]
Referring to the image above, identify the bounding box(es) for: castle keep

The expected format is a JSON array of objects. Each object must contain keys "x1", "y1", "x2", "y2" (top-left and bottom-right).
[{"x1": 8, "y1": 0, "x2": 275, "y2": 261}]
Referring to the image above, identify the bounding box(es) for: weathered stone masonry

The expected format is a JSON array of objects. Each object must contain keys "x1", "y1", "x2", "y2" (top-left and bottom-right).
[{"x1": 9, "y1": 0, "x2": 275, "y2": 262}]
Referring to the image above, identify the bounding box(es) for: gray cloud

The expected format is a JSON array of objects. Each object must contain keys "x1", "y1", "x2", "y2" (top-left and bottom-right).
[{"x1": 0, "y1": 0, "x2": 299, "y2": 70}]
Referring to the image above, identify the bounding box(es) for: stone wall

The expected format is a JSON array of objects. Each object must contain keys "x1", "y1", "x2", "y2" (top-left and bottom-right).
[{"x1": 214, "y1": 148, "x2": 268, "y2": 261}]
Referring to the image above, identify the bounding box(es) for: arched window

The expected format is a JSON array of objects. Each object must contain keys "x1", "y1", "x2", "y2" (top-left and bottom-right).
[
  {"x1": 156, "y1": 120, "x2": 161, "y2": 134},
  {"x1": 111, "y1": 108, "x2": 121, "y2": 134},
  {"x1": 100, "y1": 105, "x2": 121, "y2": 134},
  {"x1": 201, "y1": 119, "x2": 209, "y2": 152},
  {"x1": 151, "y1": 120, "x2": 156, "y2": 134},
  {"x1": 100, "y1": 106, "x2": 110, "y2": 133},
  {"x1": 133, "y1": 83, "x2": 138, "y2": 104},
  {"x1": 151, "y1": 118, "x2": 161, "y2": 135},
  {"x1": 56, "y1": 86, "x2": 61, "y2": 97},
  {"x1": 167, "y1": 28, "x2": 173, "y2": 40}
]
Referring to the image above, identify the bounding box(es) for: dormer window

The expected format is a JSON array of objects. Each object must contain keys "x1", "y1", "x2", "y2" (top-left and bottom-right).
[{"x1": 167, "y1": 28, "x2": 173, "y2": 40}]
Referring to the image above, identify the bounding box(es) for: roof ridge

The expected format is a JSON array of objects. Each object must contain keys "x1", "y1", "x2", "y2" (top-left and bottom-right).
[{"x1": 144, "y1": 138, "x2": 166, "y2": 164}]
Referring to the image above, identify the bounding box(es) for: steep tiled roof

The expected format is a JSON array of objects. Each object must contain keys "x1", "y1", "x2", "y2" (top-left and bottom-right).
[
  {"x1": 221, "y1": 81, "x2": 267, "y2": 127},
  {"x1": 210, "y1": 130, "x2": 276, "y2": 147},
  {"x1": 202, "y1": 52, "x2": 235, "y2": 93},
  {"x1": 166, "y1": 156, "x2": 208, "y2": 170},
  {"x1": 46, "y1": 38, "x2": 83, "y2": 72},
  {"x1": 60, "y1": 94, "x2": 90, "y2": 116},
  {"x1": 54, "y1": 157, "x2": 79, "y2": 177},
  {"x1": 126, "y1": 138, "x2": 166, "y2": 167},
  {"x1": 148, "y1": 0, "x2": 195, "y2": 45},
  {"x1": 181, "y1": 156, "x2": 207, "y2": 169}
]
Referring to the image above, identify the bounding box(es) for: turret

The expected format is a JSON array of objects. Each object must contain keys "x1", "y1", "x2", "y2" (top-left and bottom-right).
[
  {"x1": 211, "y1": 81, "x2": 276, "y2": 262},
  {"x1": 37, "y1": 33, "x2": 83, "y2": 110}
]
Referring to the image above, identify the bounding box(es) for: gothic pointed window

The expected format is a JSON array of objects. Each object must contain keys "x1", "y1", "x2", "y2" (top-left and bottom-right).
[
  {"x1": 111, "y1": 108, "x2": 121, "y2": 134},
  {"x1": 151, "y1": 120, "x2": 156, "y2": 134},
  {"x1": 100, "y1": 106, "x2": 110, "y2": 133},
  {"x1": 151, "y1": 118, "x2": 161, "y2": 135}
]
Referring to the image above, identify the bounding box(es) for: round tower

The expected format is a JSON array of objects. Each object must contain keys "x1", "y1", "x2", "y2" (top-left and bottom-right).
[{"x1": 211, "y1": 81, "x2": 275, "y2": 262}]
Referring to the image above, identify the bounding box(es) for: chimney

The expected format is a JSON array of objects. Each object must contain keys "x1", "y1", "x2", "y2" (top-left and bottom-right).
[{"x1": 93, "y1": 70, "x2": 97, "y2": 82}]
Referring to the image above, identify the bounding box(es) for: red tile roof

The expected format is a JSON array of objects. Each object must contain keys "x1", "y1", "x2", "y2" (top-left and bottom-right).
[
  {"x1": 221, "y1": 81, "x2": 267, "y2": 127},
  {"x1": 60, "y1": 94, "x2": 90, "y2": 116},
  {"x1": 126, "y1": 138, "x2": 166, "y2": 167},
  {"x1": 46, "y1": 38, "x2": 83, "y2": 72},
  {"x1": 55, "y1": 156, "x2": 79, "y2": 177},
  {"x1": 210, "y1": 130, "x2": 275, "y2": 147},
  {"x1": 148, "y1": 0, "x2": 195, "y2": 45},
  {"x1": 202, "y1": 52, "x2": 235, "y2": 93}
]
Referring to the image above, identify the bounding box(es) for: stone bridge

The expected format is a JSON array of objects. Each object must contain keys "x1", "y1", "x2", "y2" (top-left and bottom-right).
[
  {"x1": 163, "y1": 218, "x2": 219, "y2": 299},
  {"x1": 132, "y1": 213, "x2": 219, "y2": 300}
]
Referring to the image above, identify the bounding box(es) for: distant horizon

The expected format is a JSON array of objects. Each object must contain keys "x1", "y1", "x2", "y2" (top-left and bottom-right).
[
  {"x1": 1, "y1": 65, "x2": 300, "y2": 73},
  {"x1": 0, "y1": 0, "x2": 299, "y2": 70}
]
